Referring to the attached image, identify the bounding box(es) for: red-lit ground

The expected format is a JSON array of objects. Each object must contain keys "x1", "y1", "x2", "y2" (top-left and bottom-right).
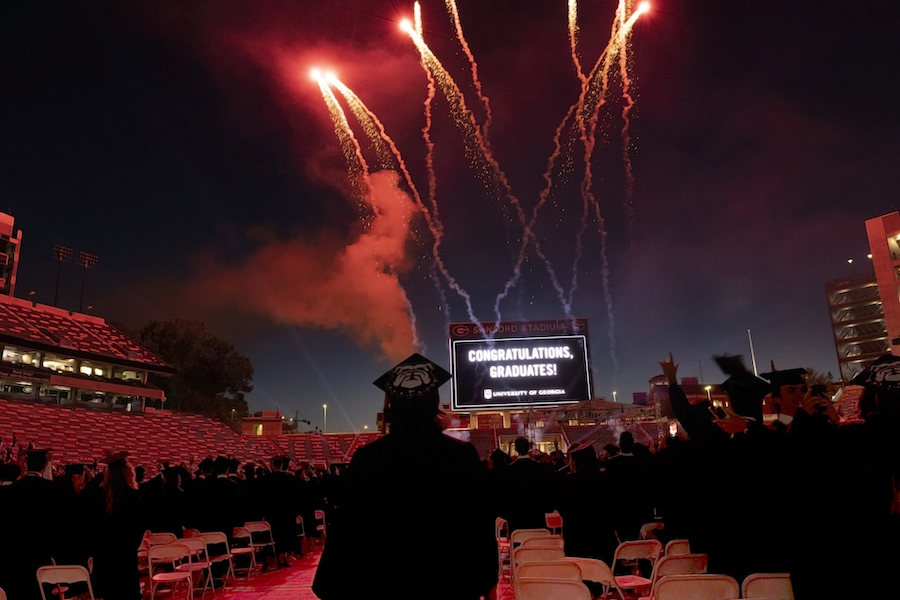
[{"x1": 208, "y1": 545, "x2": 514, "y2": 599}]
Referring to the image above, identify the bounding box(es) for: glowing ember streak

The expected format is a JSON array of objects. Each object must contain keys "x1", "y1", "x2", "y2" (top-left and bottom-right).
[
  {"x1": 414, "y1": 2, "x2": 422, "y2": 36},
  {"x1": 312, "y1": 71, "x2": 371, "y2": 203},
  {"x1": 445, "y1": 0, "x2": 493, "y2": 142},
  {"x1": 568, "y1": 0, "x2": 587, "y2": 86}
]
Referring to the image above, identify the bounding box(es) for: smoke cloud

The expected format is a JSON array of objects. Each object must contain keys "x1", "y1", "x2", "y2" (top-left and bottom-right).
[{"x1": 186, "y1": 169, "x2": 419, "y2": 362}]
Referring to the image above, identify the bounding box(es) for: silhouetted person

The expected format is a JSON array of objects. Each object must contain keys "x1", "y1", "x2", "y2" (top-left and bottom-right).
[
  {"x1": 502, "y1": 436, "x2": 555, "y2": 533},
  {"x1": 313, "y1": 354, "x2": 497, "y2": 600}
]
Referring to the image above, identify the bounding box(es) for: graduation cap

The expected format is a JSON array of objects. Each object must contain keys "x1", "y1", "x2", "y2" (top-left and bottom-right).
[
  {"x1": 26, "y1": 448, "x2": 51, "y2": 471},
  {"x1": 850, "y1": 353, "x2": 900, "y2": 391},
  {"x1": 715, "y1": 354, "x2": 770, "y2": 421},
  {"x1": 64, "y1": 463, "x2": 88, "y2": 476},
  {"x1": 760, "y1": 367, "x2": 807, "y2": 392},
  {"x1": 100, "y1": 450, "x2": 130, "y2": 470},
  {"x1": 0, "y1": 462, "x2": 21, "y2": 481},
  {"x1": 373, "y1": 353, "x2": 451, "y2": 400}
]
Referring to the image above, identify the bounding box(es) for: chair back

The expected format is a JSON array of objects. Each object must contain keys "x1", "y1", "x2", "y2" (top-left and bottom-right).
[
  {"x1": 182, "y1": 528, "x2": 200, "y2": 538},
  {"x1": 569, "y1": 557, "x2": 614, "y2": 587},
  {"x1": 640, "y1": 521, "x2": 665, "y2": 540},
  {"x1": 510, "y1": 528, "x2": 553, "y2": 548},
  {"x1": 654, "y1": 574, "x2": 739, "y2": 600},
  {"x1": 148, "y1": 542, "x2": 192, "y2": 575},
  {"x1": 512, "y1": 546, "x2": 566, "y2": 583},
  {"x1": 245, "y1": 521, "x2": 273, "y2": 541},
  {"x1": 517, "y1": 560, "x2": 581, "y2": 582},
  {"x1": 742, "y1": 572, "x2": 794, "y2": 600},
  {"x1": 0, "y1": 586, "x2": 6, "y2": 600},
  {"x1": 514, "y1": 579, "x2": 592, "y2": 600},
  {"x1": 495, "y1": 517, "x2": 509, "y2": 542},
  {"x1": 144, "y1": 532, "x2": 177, "y2": 546},
  {"x1": 521, "y1": 535, "x2": 564, "y2": 550},
  {"x1": 664, "y1": 539, "x2": 691, "y2": 556},
  {"x1": 180, "y1": 537, "x2": 209, "y2": 562},
  {"x1": 649, "y1": 554, "x2": 709, "y2": 597},
  {"x1": 613, "y1": 538, "x2": 662, "y2": 565},
  {"x1": 36, "y1": 565, "x2": 95, "y2": 600},
  {"x1": 232, "y1": 527, "x2": 252, "y2": 547},
  {"x1": 296, "y1": 515, "x2": 305, "y2": 537},
  {"x1": 199, "y1": 532, "x2": 230, "y2": 557},
  {"x1": 545, "y1": 510, "x2": 563, "y2": 534}
]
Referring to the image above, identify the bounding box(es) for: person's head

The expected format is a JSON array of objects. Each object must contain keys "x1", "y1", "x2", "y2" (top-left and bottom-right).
[
  {"x1": 571, "y1": 445, "x2": 599, "y2": 473},
  {"x1": 375, "y1": 354, "x2": 451, "y2": 433},
  {"x1": 619, "y1": 431, "x2": 635, "y2": 453},
  {"x1": 762, "y1": 368, "x2": 807, "y2": 416},
  {"x1": 489, "y1": 448, "x2": 511, "y2": 470},
  {"x1": 0, "y1": 462, "x2": 21, "y2": 483},
  {"x1": 26, "y1": 449, "x2": 49, "y2": 473},
  {"x1": 514, "y1": 437, "x2": 530, "y2": 457}
]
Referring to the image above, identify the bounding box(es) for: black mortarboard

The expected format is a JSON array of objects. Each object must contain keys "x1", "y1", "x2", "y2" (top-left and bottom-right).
[
  {"x1": 198, "y1": 457, "x2": 214, "y2": 473},
  {"x1": 100, "y1": 450, "x2": 130, "y2": 470},
  {"x1": 373, "y1": 353, "x2": 451, "y2": 400},
  {"x1": 714, "y1": 354, "x2": 749, "y2": 377},
  {"x1": 26, "y1": 448, "x2": 51, "y2": 471},
  {"x1": 850, "y1": 353, "x2": 900, "y2": 391},
  {"x1": 716, "y1": 355, "x2": 770, "y2": 422},
  {"x1": 64, "y1": 463, "x2": 86, "y2": 476},
  {"x1": 760, "y1": 367, "x2": 807, "y2": 391}
]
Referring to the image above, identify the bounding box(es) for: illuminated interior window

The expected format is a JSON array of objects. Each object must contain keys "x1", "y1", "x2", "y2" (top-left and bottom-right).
[
  {"x1": 80, "y1": 366, "x2": 92, "y2": 376},
  {"x1": 254, "y1": 424, "x2": 263, "y2": 436},
  {"x1": 888, "y1": 235, "x2": 900, "y2": 261}
]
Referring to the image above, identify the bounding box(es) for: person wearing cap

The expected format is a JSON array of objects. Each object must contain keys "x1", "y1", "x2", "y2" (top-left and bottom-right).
[
  {"x1": 760, "y1": 366, "x2": 809, "y2": 431},
  {"x1": 82, "y1": 450, "x2": 146, "y2": 600},
  {"x1": 313, "y1": 354, "x2": 497, "y2": 600},
  {"x1": 4, "y1": 449, "x2": 65, "y2": 600},
  {"x1": 500, "y1": 436, "x2": 555, "y2": 534}
]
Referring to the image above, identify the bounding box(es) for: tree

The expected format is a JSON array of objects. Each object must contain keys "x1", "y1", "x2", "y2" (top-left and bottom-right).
[
  {"x1": 804, "y1": 367, "x2": 839, "y2": 398},
  {"x1": 138, "y1": 318, "x2": 253, "y2": 416}
]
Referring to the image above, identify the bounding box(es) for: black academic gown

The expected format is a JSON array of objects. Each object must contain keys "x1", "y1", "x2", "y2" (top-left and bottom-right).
[{"x1": 312, "y1": 423, "x2": 497, "y2": 600}]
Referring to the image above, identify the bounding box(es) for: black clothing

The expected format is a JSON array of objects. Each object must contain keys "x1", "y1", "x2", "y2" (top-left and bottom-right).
[{"x1": 312, "y1": 423, "x2": 497, "y2": 600}]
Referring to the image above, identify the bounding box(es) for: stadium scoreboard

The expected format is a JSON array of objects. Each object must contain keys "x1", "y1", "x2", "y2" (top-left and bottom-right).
[{"x1": 449, "y1": 318, "x2": 592, "y2": 410}]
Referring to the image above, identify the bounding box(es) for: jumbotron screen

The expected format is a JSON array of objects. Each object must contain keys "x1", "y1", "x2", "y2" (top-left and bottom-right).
[{"x1": 449, "y1": 319, "x2": 592, "y2": 410}]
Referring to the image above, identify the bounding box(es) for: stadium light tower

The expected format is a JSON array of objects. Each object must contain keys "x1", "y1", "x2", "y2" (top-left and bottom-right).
[
  {"x1": 78, "y1": 251, "x2": 98, "y2": 312},
  {"x1": 323, "y1": 404, "x2": 327, "y2": 434},
  {"x1": 52, "y1": 244, "x2": 73, "y2": 307}
]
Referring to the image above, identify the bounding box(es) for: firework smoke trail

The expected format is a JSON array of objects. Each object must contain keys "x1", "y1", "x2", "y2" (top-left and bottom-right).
[
  {"x1": 445, "y1": 0, "x2": 493, "y2": 144},
  {"x1": 568, "y1": 2, "x2": 646, "y2": 370},
  {"x1": 568, "y1": 0, "x2": 588, "y2": 87},
  {"x1": 329, "y1": 76, "x2": 483, "y2": 330},
  {"x1": 618, "y1": 2, "x2": 648, "y2": 247},
  {"x1": 313, "y1": 72, "x2": 372, "y2": 201},
  {"x1": 403, "y1": 18, "x2": 575, "y2": 332},
  {"x1": 413, "y1": 3, "x2": 452, "y2": 326}
]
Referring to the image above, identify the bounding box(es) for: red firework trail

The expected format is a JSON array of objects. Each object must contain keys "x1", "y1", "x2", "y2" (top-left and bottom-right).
[
  {"x1": 445, "y1": 0, "x2": 493, "y2": 144},
  {"x1": 328, "y1": 77, "x2": 483, "y2": 329},
  {"x1": 313, "y1": 71, "x2": 372, "y2": 204}
]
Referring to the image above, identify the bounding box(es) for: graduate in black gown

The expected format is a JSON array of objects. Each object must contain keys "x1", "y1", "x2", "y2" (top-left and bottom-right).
[
  {"x1": 84, "y1": 450, "x2": 146, "y2": 600},
  {"x1": 313, "y1": 353, "x2": 497, "y2": 600}
]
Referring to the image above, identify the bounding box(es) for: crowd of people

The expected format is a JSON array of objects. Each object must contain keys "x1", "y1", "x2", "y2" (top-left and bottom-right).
[
  {"x1": 0, "y1": 446, "x2": 334, "y2": 599},
  {"x1": 2, "y1": 351, "x2": 899, "y2": 599}
]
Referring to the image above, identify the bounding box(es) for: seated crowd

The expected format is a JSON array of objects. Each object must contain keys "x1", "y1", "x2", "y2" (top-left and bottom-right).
[{"x1": 0, "y1": 446, "x2": 333, "y2": 599}]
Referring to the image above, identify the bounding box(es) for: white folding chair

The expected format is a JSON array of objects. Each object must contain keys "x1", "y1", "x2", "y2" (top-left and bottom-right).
[
  {"x1": 0, "y1": 586, "x2": 6, "y2": 600},
  {"x1": 612, "y1": 538, "x2": 663, "y2": 596},
  {"x1": 569, "y1": 557, "x2": 617, "y2": 599},
  {"x1": 198, "y1": 531, "x2": 236, "y2": 586},
  {"x1": 148, "y1": 543, "x2": 193, "y2": 600},
  {"x1": 244, "y1": 521, "x2": 277, "y2": 566},
  {"x1": 176, "y1": 537, "x2": 215, "y2": 597},
  {"x1": 314, "y1": 509, "x2": 327, "y2": 542},
  {"x1": 654, "y1": 574, "x2": 739, "y2": 600},
  {"x1": 514, "y1": 578, "x2": 592, "y2": 600},
  {"x1": 36, "y1": 565, "x2": 96, "y2": 600},
  {"x1": 496, "y1": 517, "x2": 511, "y2": 581},
  {"x1": 231, "y1": 527, "x2": 258, "y2": 578},
  {"x1": 742, "y1": 572, "x2": 794, "y2": 600}
]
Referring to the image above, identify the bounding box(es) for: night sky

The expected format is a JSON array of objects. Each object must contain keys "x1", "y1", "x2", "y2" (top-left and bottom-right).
[{"x1": 2, "y1": 0, "x2": 899, "y2": 432}]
